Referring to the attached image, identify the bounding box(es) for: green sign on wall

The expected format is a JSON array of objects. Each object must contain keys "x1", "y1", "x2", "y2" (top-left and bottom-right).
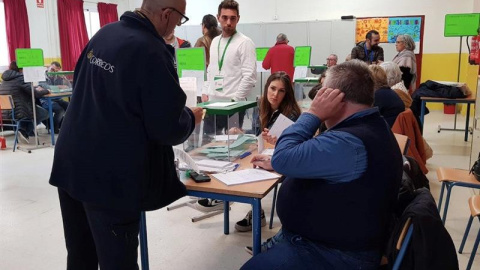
[
  {"x1": 444, "y1": 13, "x2": 480, "y2": 37},
  {"x1": 256, "y1": 47, "x2": 270, "y2": 61},
  {"x1": 15, "y1": 48, "x2": 44, "y2": 68},
  {"x1": 176, "y1": 47, "x2": 206, "y2": 78},
  {"x1": 294, "y1": 46, "x2": 311, "y2": 67}
]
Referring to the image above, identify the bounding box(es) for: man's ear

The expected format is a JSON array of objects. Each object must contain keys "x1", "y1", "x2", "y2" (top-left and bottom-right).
[
  {"x1": 237, "y1": 15, "x2": 240, "y2": 23},
  {"x1": 160, "y1": 8, "x2": 171, "y2": 22},
  {"x1": 217, "y1": 14, "x2": 220, "y2": 21}
]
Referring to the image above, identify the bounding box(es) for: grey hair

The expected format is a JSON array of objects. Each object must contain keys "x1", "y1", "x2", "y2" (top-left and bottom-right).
[
  {"x1": 379, "y1": 61, "x2": 402, "y2": 87},
  {"x1": 324, "y1": 59, "x2": 374, "y2": 106},
  {"x1": 329, "y1": 54, "x2": 338, "y2": 61},
  {"x1": 397, "y1": 34, "x2": 416, "y2": 51},
  {"x1": 276, "y1": 33, "x2": 288, "y2": 42}
]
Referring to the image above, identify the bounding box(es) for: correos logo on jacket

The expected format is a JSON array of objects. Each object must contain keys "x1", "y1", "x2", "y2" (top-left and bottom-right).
[{"x1": 87, "y1": 50, "x2": 115, "y2": 73}]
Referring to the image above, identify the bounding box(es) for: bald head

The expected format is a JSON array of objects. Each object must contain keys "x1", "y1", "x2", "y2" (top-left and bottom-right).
[
  {"x1": 140, "y1": 0, "x2": 186, "y2": 37},
  {"x1": 142, "y1": 0, "x2": 186, "y2": 13}
]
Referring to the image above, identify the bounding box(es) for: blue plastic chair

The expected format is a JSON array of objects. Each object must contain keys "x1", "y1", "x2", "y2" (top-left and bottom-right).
[
  {"x1": 0, "y1": 95, "x2": 34, "y2": 152},
  {"x1": 459, "y1": 195, "x2": 480, "y2": 270},
  {"x1": 392, "y1": 217, "x2": 414, "y2": 270}
]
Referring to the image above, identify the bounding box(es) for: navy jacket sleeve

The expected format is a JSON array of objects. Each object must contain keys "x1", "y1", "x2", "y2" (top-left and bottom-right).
[{"x1": 140, "y1": 48, "x2": 195, "y2": 146}]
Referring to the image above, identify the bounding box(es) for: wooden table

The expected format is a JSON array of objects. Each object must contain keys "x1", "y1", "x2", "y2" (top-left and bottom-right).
[
  {"x1": 420, "y1": 96, "x2": 475, "y2": 142},
  {"x1": 41, "y1": 91, "x2": 72, "y2": 145},
  {"x1": 184, "y1": 151, "x2": 280, "y2": 256}
]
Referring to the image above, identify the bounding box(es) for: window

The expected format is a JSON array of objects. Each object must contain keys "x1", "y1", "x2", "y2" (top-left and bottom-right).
[
  {"x1": 0, "y1": 1, "x2": 10, "y2": 69},
  {"x1": 84, "y1": 8, "x2": 100, "y2": 40}
]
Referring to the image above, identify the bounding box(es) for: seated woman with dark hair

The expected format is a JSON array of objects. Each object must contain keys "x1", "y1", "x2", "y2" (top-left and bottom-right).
[
  {"x1": 227, "y1": 72, "x2": 302, "y2": 232},
  {"x1": 368, "y1": 65, "x2": 405, "y2": 127}
]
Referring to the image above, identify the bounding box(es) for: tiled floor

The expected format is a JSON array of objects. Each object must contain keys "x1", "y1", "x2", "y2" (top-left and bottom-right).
[{"x1": 0, "y1": 110, "x2": 479, "y2": 269}]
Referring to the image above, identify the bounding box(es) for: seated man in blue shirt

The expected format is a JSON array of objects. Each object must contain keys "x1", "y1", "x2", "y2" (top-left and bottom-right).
[{"x1": 242, "y1": 60, "x2": 403, "y2": 270}]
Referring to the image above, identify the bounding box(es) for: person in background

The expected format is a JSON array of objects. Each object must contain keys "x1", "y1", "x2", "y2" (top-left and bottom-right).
[
  {"x1": 195, "y1": 14, "x2": 221, "y2": 67},
  {"x1": 369, "y1": 65, "x2": 405, "y2": 127},
  {"x1": 49, "y1": 0, "x2": 203, "y2": 268},
  {"x1": 164, "y1": 29, "x2": 191, "y2": 49},
  {"x1": 230, "y1": 72, "x2": 301, "y2": 232},
  {"x1": 262, "y1": 33, "x2": 295, "y2": 80},
  {"x1": 241, "y1": 60, "x2": 402, "y2": 269},
  {"x1": 393, "y1": 34, "x2": 417, "y2": 92},
  {"x1": 326, "y1": 54, "x2": 338, "y2": 67},
  {"x1": 0, "y1": 61, "x2": 49, "y2": 143},
  {"x1": 40, "y1": 61, "x2": 70, "y2": 134},
  {"x1": 351, "y1": 30, "x2": 384, "y2": 64},
  {"x1": 308, "y1": 71, "x2": 326, "y2": 100},
  {"x1": 198, "y1": 0, "x2": 257, "y2": 212},
  {"x1": 379, "y1": 61, "x2": 412, "y2": 109}
]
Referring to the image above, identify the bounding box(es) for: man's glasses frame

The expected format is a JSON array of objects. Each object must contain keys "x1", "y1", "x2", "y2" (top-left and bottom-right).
[{"x1": 167, "y1": 7, "x2": 189, "y2": 25}]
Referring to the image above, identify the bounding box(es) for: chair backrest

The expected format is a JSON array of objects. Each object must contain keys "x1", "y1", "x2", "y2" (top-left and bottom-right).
[
  {"x1": 392, "y1": 217, "x2": 413, "y2": 270},
  {"x1": 394, "y1": 133, "x2": 410, "y2": 155},
  {"x1": 0, "y1": 95, "x2": 13, "y2": 110}
]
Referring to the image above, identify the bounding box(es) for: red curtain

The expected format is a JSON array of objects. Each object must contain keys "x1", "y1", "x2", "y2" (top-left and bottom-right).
[
  {"x1": 57, "y1": 0, "x2": 89, "y2": 71},
  {"x1": 3, "y1": 0, "x2": 31, "y2": 62},
  {"x1": 98, "y1": 3, "x2": 118, "y2": 27}
]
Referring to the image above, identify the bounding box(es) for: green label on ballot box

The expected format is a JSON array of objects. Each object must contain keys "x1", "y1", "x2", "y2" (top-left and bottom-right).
[
  {"x1": 15, "y1": 49, "x2": 44, "y2": 68},
  {"x1": 444, "y1": 13, "x2": 480, "y2": 37},
  {"x1": 256, "y1": 47, "x2": 269, "y2": 61},
  {"x1": 176, "y1": 48, "x2": 206, "y2": 77},
  {"x1": 294, "y1": 46, "x2": 311, "y2": 67}
]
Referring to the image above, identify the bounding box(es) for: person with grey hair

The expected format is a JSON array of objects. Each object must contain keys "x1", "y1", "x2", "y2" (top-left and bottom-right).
[
  {"x1": 393, "y1": 34, "x2": 417, "y2": 91},
  {"x1": 49, "y1": 0, "x2": 203, "y2": 268},
  {"x1": 326, "y1": 53, "x2": 338, "y2": 67},
  {"x1": 241, "y1": 60, "x2": 402, "y2": 269},
  {"x1": 380, "y1": 61, "x2": 412, "y2": 108},
  {"x1": 262, "y1": 33, "x2": 295, "y2": 80}
]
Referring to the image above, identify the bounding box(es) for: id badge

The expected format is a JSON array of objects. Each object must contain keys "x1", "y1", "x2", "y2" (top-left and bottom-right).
[{"x1": 214, "y1": 75, "x2": 224, "y2": 92}]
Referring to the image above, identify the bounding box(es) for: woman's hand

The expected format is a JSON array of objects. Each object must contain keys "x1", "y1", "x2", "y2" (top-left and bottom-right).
[
  {"x1": 261, "y1": 128, "x2": 277, "y2": 145},
  {"x1": 228, "y1": 127, "x2": 244, "y2": 135},
  {"x1": 250, "y1": 154, "x2": 273, "y2": 170}
]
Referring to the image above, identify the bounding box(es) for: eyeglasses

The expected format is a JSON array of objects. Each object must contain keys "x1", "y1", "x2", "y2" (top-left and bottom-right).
[
  {"x1": 326, "y1": 58, "x2": 336, "y2": 61},
  {"x1": 167, "y1": 7, "x2": 189, "y2": 25}
]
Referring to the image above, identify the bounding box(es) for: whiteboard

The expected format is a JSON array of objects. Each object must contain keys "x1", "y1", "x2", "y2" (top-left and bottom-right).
[
  {"x1": 264, "y1": 22, "x2": 308, "y2": 49},
  {"x1": 331, "y1": 20, "x2": 356, "y2": 64},
  {"x1": 308, "y1": 21, "x2": 332, "y2": 66}
]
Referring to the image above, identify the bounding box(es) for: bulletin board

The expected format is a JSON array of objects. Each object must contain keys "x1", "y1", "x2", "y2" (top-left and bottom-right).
[{"x1": 356, "y1": 15, "x2": 425, "y2": 88}]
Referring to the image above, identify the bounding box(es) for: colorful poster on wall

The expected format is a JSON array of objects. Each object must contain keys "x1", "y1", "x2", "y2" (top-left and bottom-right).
[
  {"x1": 355, "y1": 18, "x2": 389, "y2": 43},
  {"x1": 388, "y1": 17, "x2": 422, "y2": 43}
]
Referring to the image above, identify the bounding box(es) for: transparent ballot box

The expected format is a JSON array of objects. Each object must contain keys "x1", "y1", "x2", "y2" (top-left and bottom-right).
[
  {"x1": 183, "y1": 101, "x2": 258, "y2": 163},
  {"x1": 42, "y1": 71, "x2": 74, "y2": 93}
]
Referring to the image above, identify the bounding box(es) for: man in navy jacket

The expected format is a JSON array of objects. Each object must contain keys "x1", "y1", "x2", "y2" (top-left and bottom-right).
[{"x1": 49, "y1": 0, "x2": 202, "y2": 269}]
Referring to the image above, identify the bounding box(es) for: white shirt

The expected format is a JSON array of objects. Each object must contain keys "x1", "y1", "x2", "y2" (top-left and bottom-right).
[{"x1": 204, "y1": 31, "x2": 257, "y2": 101}]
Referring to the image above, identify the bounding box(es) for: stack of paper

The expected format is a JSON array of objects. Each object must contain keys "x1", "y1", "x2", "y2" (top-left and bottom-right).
[
  {"x1": 212, "y1": 169, "x2": 279, "y2": 186},
  {"x1": 196, "y1": 159, "x2": 238, "y2": 173}
]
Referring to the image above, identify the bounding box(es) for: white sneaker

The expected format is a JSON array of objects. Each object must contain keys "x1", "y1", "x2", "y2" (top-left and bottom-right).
[{"x1": 195, "y1": 198, "x2": 225, "y2": 212}]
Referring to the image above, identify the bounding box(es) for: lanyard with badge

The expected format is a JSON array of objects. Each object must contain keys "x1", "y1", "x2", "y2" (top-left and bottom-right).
[
  {"x1": 214, "y1": 32, "x2": 236, "y2": 92},
  {"x1": 364, "y1": 44, "x2": 374, "y2": 63}
]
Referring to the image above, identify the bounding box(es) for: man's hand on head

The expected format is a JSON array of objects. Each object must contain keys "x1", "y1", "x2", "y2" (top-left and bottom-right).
[{"x1": 307, "y1": 88, "x2": 345, "y2": 121}]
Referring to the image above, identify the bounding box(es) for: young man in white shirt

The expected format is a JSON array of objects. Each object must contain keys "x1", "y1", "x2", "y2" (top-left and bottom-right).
[{"x1": 197, "y1": 0, "x2": 257, "y2": 211}]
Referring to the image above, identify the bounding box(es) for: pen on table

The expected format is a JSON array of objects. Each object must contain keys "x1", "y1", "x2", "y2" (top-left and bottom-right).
[
  {"x1": 239, "y1": 151, "x2": 252, "y2": 159},
  {"x1": 233, "y1": 164, "x2": 240, "y2": 171}
]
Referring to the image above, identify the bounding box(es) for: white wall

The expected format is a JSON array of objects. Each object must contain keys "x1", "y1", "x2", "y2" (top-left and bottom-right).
[
  {"x1": 23, "y1": 0, "x2": 478, "y2": 59},
  {"x1": 128, "y1": 0, "x2": 476, "y2": 55}
]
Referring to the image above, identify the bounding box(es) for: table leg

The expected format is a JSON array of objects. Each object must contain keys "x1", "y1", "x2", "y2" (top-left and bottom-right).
[
  {"x1": 224, "y1": 200, "x2": 229, "y2": 235},
  {"x1": 465, "y1": 103, "x2": 471, "y2": 142},
  {"x1": 48, "y1": 98, "x2": 55, "y2": 145},
  {"x1": 252, "y1": 198, "x2": 262, "y2": 255}
]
